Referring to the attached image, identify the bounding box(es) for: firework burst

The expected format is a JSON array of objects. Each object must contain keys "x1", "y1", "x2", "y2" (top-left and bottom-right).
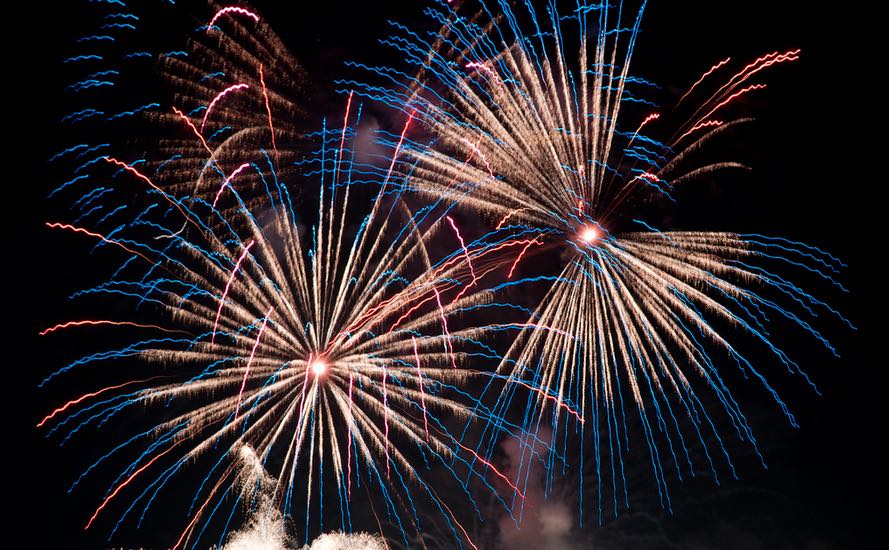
[
  {"x1": 41, "y1": 77, "x2": 546, "y2": 546},
  {"x1": 344, "y1": 0, "x2": 851, "y2": 521}
]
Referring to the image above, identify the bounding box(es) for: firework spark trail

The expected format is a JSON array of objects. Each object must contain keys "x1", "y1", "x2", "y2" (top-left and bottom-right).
[
  {"x1": 39, "y1": 320, "x2": 188, "y2": 337},
  {"x1": 212, "y1": 240, "x2": 256, "y2": 344},
  {"x1": 678, "y1": 56, "x2": 731, "y2": 104},
  {"x1": 208, "y1": 7, "x2": 261, "y2": 29},
  {"x1": 259, "y1": 64, "x2": 280, "y2": 165},
  {"x1": 201, "y1": 84, "x2": 250, "y2": 132},
  {"x1": 346, "y1": 0, "x2": 848, "y2": 519}
]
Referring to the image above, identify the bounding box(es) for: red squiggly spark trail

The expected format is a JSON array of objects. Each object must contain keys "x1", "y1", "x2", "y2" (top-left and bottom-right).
[
  {"x1": 38, "y1": 377, "x2": 164, "y2": 428},
  {"x1": 629, "y1": 112, "x2": 660, "y2": 145},
  {"x1": 259, "y1": 64, "x2": 279, "y2": 165},
  {"x1": 39, "y1": 320, "x2": 188, "y2": 337},
  {"x1": 450, "y1": 438, "x2": 525, "y2": 500},
  {"x1": 495, "y1": 208, "x2": 527, "y2": 229},
  {"x1": 103, "y1": 157, "x2": 200, "y2": 231},
  {"x1": 679, "y1": 56, "x2": 731, "y2": 104},
  {"x1": 507, "y1": 236, "x2": 542, "y2": 279},
  {"x1": 46, "y1": 222, "x2": 157, "y2": 266},
  {"x1": 86, "y1": 441, "x2": 183, "y2": 529},
  {"x1": 698, "y1": 83, "x2": 766, "y2": 122},
  {"x1": 676, "y1": 119, "x2": 723, "y2": 142},
  {"x1": 172, "y1": 107, "x2": 212, "y2": 154}
]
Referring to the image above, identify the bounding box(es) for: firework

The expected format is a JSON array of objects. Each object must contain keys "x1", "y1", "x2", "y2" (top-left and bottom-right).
[
  {"x1": 345, "y1": 0, "x2": 850, "y2": 522},
  {"x1": 43, "y1": 6, "x2": 542, "y2": 539}
]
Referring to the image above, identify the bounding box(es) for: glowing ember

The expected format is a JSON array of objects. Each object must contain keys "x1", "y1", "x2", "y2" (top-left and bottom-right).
[
  {"x1": 310, "y1": 358, "x2": 327, "y2": 376},
  {"x1": 579, "y1": 226, "x2": 600, "y2": 244}
]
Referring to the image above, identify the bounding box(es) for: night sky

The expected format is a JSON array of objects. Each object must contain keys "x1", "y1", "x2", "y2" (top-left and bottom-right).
[{"x1": 19, "y1": 1, "x2": 876, "y2": 548}]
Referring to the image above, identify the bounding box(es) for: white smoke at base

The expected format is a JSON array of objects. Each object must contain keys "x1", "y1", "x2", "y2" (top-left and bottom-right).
[
  {"x1": 299, "y1": 532, "x2": 387, "y2": 550},
  {"x1": 220, "y1": 445, "x2": 386, "y2": 550}
]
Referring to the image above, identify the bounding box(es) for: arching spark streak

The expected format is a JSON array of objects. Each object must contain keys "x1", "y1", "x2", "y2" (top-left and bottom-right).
[
  {"x1": 678, "y1": 56, "x2": 731, "y2": 104},
  {"x1": 208, "y1": 7, "x2": 260, "y2": 30},
  {"x1": 258, "y1": 64, "x2": 279, "y2": 164},
  {"x1": 201, "y1": 83, "x2": 250, "y2": 132},
  {"x1": 212, "y1": 162, "x2": 252, "y2": 207},
  {"x1": 233, "y1": 306, "x2": 274, "y2": 421},
  {"x1": 432, "y1": 286, "x2": 456, "y2": 369},
  {"x1": 38, "y1": 320, "x2": 187, "y2": 337},
  {"x1": 211, "y1": 240, "x2": 256, "y2": 344}
]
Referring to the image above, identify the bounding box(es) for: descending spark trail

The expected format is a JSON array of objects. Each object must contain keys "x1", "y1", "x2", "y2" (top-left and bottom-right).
[{"x1": 259, "y1": 64, "x2": 279, "y2": 164}]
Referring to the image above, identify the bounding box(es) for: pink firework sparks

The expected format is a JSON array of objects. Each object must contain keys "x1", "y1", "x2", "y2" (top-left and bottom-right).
[
  {"x1": 103, "y1": 157, "x2": 199, "y2": 229},
  {"x1": 212, "y1": 162, "x2": 252, "y2": 208},
  {"x1": 208, "y1": 6, "x2": 260, "y2": 30},
  {"x1": 629, "y1": 112, "x2": 660, "y2": 145},
  {"x1": 201, "y1": 83, "x2": 250, "y2": 132},
  {"x1": 233, "y1": 307, "x2": 274, "y2": 421},
  {"x1": 698, "y1": 83, "x2": 767, "y2": 122},
  {"x1": 211, "y1": 241, "x2": 256, "y2": 344},
  {"x1": 446, "y1": 216, "x2": 478, "y2": 293}
]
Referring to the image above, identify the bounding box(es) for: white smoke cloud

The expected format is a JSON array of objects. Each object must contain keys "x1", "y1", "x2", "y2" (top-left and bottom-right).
[
  {"x1": 220, "y1": 446, "x2": 386, "y2": 550},
  {"x1": 299, "y1": 532, "x2": 387, "y2": 550}
]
